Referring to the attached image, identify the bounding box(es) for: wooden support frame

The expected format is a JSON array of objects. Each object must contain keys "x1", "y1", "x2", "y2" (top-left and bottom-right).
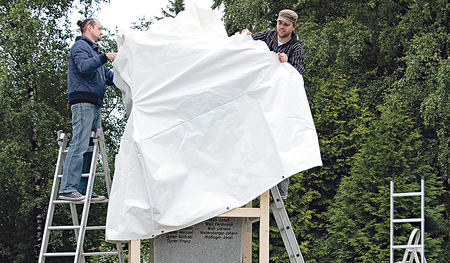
[
  {"x1": 128, "y1": 240, "x2": 140, "y2": 263},
  {"x1": 218, "y1": 190, "x2": 270, "y2": 263},
  {"x1": 128, "y1": 190, "x2": 271, "y2": 263}
]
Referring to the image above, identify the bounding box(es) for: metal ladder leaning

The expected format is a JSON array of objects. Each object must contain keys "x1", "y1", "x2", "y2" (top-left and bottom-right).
[
  {"x1": 270, "y1": 186, "x2": 305, "y2": 263},
  {"x1": 38, "y1": 128, "x2": 124, "y2": 263},
  {"x1": 390, "y1": 177, "x2": 426, "y2": 263}
]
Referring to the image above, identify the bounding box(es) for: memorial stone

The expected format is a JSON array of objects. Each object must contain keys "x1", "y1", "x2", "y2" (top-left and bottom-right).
[{"x1": 148, "y1": 217, "x2": 245, "y2": 263}]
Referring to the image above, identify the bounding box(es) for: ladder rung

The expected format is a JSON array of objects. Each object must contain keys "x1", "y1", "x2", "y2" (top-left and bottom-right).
[
  {"x1": 48, "y1": 226, "x2": 80, "y2": 230},
  {"x1": 392, "y1": 192, "x2": 421, "y2": 197},
  {"x1": 393, "y1": 218, "x2": 422, "y2": 223},
  {"x1": 53, "y1": 199, "x2": 109, "y2": 204},
  {"x1": 276, "y1": 221, "x2": 292, "y2": 231},
  {"x1": 47, "y1": 225, "x2": 105, "y2": 231},
  {"x1": 86, "y1": 226, "x2": 106, "y2": 230},
  {"x1": 43, "y1": 251, "x2": 119, "y2": 257},
  {"x1": 43, "y1": 252, "x2": 76, "y2": 257},
  {"x1": 82, "y1": 172, "x2": 106, "y2": 177},
  {"x1": 57, "y1": 172, "x2": 106, "y2": 178},
  {"x1": 62, "y1": 146, "x2": 94, "y2": 154},
  {"x1": 393, "y1": 245, "x2": 423, "y2": 249}
]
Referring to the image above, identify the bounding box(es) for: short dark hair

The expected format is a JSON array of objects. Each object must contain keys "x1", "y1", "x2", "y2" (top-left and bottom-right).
[{"x1": 77, "y1": 19, "x2": 97, "y2": 34}]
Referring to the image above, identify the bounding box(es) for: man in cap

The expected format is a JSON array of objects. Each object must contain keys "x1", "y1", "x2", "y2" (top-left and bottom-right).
[
  {"x1": 242, "y1": 9, "x2": 305, "y2": 75},
  {"x1": 242, "y1": 9, "x2": 305, "y2": 198}
]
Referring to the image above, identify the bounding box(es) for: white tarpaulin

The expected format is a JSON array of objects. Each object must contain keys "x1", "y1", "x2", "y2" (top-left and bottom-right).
[{"x1": 105, "y1": 4, "x2": 322, "y2": 241}]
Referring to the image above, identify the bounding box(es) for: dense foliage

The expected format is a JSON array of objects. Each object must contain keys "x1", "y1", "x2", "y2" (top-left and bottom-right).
[
  {"x1": 212, "y1": 0, "x2": 450, "y2": 262},
  {"x1": 0, "y1": 0, "x2": 125, "y2": 262},
  {"x1": 0, "y1": 0, "x2": 449, "y2": 262}
]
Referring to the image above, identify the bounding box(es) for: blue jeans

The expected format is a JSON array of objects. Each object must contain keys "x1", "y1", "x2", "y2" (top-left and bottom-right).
[{"x1": 59, "y1": 103, "x2": 101, "y2": 194}]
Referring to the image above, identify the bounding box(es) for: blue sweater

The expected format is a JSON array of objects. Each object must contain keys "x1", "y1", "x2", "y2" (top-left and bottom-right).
[{"x1": 67, "y1": 36, "x2": 114, "y2": 107}]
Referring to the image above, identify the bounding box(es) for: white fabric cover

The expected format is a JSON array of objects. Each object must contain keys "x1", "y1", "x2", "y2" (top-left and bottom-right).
[{"x1": 106, "y1": 4, "x2": 322, "y2": 241}]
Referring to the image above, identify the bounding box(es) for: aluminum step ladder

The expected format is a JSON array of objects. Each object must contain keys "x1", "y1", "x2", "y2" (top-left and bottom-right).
[
  {"x1": 390, "y1": 177, "x2": 426, "y2": 263},
  {"x1": 38, "y1": 128, "x2": 124, "y2": 263},
  {"x1": 270, "y1": 186, "x2": 305, "y2": 263}
]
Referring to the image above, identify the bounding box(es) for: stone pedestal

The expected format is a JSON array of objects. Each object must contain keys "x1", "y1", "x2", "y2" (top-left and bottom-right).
[{"x1": 149, "y1": 217, "x2": 245, "y2": 263}]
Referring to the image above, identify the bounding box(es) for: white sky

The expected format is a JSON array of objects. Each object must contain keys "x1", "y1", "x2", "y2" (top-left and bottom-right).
[{"x1": 70, "y1": 0, "x2": 222, "y2": 33}]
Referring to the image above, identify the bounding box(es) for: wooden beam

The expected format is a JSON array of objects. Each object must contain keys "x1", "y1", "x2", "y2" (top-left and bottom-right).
[
  {"x1": 243, "y1": 202, "x2": 253, "y2": 263},
  {"x1": 128, "y1": 240, "x2": 140, "y2": 263},
  {"x1": 259, "y1": 190, "x2": 270, "y2": 263},
  {"x1": 218, "y1": 207, "x2": 261, "y2": 217}
]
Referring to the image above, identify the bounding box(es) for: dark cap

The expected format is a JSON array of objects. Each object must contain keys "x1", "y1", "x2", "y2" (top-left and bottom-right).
[{"x1": 277, "y1": 9, "x2": 298, "y2": 25}]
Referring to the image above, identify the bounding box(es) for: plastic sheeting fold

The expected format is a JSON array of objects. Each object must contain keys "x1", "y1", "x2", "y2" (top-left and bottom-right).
[{"x1": 106, "y1": 4, "x2": 322, "y2": 241}]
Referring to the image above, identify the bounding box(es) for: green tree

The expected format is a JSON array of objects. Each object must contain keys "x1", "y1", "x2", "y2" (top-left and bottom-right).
[
  {"x1": 421, "y1": 59, "x2": 450, "y2": 219},
  {"x1": 0, "y1": 0, "x2": 117, "y2": 261},
  {"x1": 131, "y1": 17, "x2": 154, "y2": 31},
  {"x1": 213, "y1": 0, "x2": 296, "y2": 35},
  {"x1": 131, "y1": 0, "x2": 186, "y2": 30},
  {"x1": 156, "y1": 0, "x2": 185, "y2": 20},
  {"x1": 327, "y1": 94, "x2": 448, "y2": 262},
  {"x1": 265, "y1": 70, "x2": 369, "y2": 263},
  {"x1": 0, "y1": 2, "x2": 72, "y2": 261},
  {"x1": 218, "y1": 0, "x2": 450, "y2": 262},
  {"x1": 389, "y1": 0, "x2": 450, "y2": 238}
]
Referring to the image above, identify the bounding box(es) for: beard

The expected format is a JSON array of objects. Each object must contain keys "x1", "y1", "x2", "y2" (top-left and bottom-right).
[{"x1": 277, "y1": 29, "x2": 291, "y2": 39}]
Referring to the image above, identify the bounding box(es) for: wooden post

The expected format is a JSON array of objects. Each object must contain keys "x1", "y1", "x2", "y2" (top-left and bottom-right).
[
  {"x1": 218, "y1": 191, "x2": 271, "y2": 262},
  {"x1": 259, "y1": 190, "x2": 270, "y2": 263},
  {"x1": 243, "y1": 202, "x2": 253, "y2": 263},
  {"x1": 128, "y1": 240, "x2": 140, "y2": 263}
]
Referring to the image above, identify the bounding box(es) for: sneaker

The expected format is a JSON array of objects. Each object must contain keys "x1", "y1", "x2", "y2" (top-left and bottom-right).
[
  {"x1": 91, "y1": 192, "x2": 106, "y2": 201},
  {"x1": 59, "y1": 191, "x2": 85, "y2": 201}
]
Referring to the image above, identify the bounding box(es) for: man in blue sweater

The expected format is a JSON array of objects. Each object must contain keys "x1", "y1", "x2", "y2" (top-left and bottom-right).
[{"x1": 59, "y1": 18, "x2": 116, "y2": 201}]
